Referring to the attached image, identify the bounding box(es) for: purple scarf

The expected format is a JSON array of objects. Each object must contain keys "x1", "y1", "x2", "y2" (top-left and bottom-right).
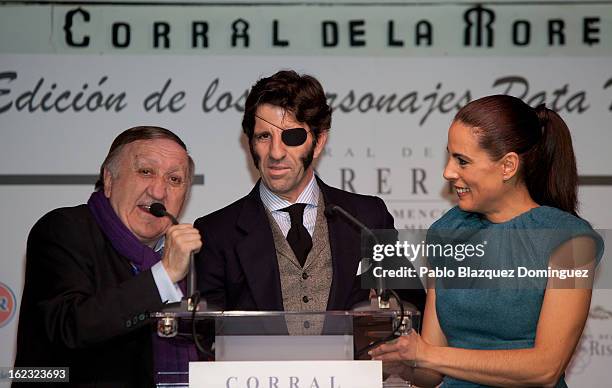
[{"x1": 87, "y1": 191, "x2": 198, "y2": 384}]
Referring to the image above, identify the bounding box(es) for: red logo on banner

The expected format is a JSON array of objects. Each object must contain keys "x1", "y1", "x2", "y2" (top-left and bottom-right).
[{"x1": 0, "y1": 282, "x2": 17, "y2": 328}]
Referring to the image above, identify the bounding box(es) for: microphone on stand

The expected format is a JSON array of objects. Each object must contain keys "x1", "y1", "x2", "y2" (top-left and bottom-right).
[
  {"x1": 324, "y1": 204, "x2": 390, "y2": 308},
  {"x1": 146, "y1": 202, "x2": 196, "y2": 307},
  {"x1": 325, "y1": 204, "x2": 418, "y2": 360}
]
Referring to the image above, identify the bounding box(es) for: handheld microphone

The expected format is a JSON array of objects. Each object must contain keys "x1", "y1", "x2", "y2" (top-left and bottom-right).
[
  {"x1": 325, "y1": 204, "x2": 390, "y2": 307},
  {"x1": 149, "y1": 202, "x2": 179, "y2": 225},
  {"x1": 147, "y1": 203, "x2": 196, "y2": 301},
  {"x1": 147, "y1": 205, "x2": 211, "y2": 356}
]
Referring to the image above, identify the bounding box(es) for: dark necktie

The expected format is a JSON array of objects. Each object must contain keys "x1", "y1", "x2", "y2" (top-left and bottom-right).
[{"x1": 281, "y1": 203, "x2": 313, "y2": 267}]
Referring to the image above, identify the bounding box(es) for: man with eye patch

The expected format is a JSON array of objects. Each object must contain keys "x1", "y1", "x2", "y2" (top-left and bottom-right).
[
  {"x1": 14, "y1": 126, "x2": 202, "y2": 387},
  {"x1": 195, "y1": 70, "x2": 425, "y2": 315}
]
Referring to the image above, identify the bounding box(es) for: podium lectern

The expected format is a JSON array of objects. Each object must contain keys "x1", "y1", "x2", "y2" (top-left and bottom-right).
[{"x1": 151, "y1": 308, "x2": 420, "y2": 387}]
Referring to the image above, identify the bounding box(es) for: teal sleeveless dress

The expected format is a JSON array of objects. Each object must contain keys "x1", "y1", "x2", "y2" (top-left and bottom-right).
[{"x1": 427, "y1": 206, "x2": 604, "y2": 388}]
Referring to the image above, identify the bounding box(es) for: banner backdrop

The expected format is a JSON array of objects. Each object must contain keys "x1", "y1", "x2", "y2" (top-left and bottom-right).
[{"x1": 1, "y1": 1, "x2": 611, "y2": 385}]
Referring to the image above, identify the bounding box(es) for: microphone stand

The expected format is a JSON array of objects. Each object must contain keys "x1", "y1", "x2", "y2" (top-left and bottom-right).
[
  {"x1": 326, "y1": 204, "x2": 416, "y2": 359},
  {"x1": 325, "y1": 204, "x2": 390, "y2": 309}
]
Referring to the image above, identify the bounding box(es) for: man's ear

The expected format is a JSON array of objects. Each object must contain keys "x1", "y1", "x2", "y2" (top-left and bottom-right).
[
  {"x1": 103, "y1": 168, "x2": 113, "y2": 198},
  {"x1": 501, "y1": 152, "x2": 520, "y2": 181},
  {"x1": 313, "y1": 130, "x2": 328, "y2": 159}
]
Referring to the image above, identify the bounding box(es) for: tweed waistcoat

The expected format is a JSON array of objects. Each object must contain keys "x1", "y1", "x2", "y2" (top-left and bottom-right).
[{"x1": 265, "y1": 195, "x2": 333, "y2": 334}]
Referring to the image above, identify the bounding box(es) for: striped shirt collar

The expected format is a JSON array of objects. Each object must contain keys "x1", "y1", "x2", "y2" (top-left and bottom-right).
[{"x1": 259, "y1": 174, "x2": 320, "y2": 212}]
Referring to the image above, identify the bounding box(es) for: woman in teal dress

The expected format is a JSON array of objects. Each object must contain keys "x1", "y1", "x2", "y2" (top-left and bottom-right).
[{"x1": 370, "y1": 95, "x2": 604, "y2": 387}]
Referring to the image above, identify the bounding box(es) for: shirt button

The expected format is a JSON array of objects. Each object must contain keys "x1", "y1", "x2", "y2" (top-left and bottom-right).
[
  {"x1": 304, "y1": 321, "x2": 310, "y2": 329},
  {"x1": 302, "y1": 272, "x2": 309, "y2": 280},
  {"x1": 302, "y1": 296, "x2": 309, "y2": 303}
]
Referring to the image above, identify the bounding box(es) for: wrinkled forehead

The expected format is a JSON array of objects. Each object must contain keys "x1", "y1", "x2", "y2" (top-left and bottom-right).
[
  {"x1": 122, "y1": 139, "x2": 189, "y2": 172},
  {"x1": 255, "y1": 104, "x2": 305, "y2": 130}
]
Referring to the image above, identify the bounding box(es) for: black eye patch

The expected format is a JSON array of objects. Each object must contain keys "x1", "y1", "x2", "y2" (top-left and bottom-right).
[{"x1": 281, "y1": 127, "x2": 308, "y2": 146}]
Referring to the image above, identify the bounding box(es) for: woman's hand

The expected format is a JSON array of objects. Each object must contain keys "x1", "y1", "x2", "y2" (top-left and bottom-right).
[{"x1": 369, "y1": 330, "x2": 423, "y2": 365}]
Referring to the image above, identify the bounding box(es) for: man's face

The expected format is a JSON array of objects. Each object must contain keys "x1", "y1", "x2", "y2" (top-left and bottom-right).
[
  {"x1": 103, "y1": 138, "x2": 190, "y2": 247},
  {"x1": 251, "y1": 104, "x2": 327, "y2": 202}
]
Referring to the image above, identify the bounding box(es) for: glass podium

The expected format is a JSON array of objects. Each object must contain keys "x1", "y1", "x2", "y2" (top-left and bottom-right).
[{"x1": 151, "y1": 306, "x2": 420, "y2": 387}]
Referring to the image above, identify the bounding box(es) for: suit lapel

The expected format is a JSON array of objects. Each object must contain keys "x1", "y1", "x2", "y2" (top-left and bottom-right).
[
  {"x1": 235, "y1": 182, "x2": 284, "y2": 310},
  {"x1": 317, "y1": 177, "x2": 362, "y2": 310}
]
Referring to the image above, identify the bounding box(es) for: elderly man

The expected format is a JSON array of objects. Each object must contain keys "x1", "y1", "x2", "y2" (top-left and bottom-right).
[
  {"x1": 13, "y1": 126, "x2": 201, "y2": 387},
  {"x1": 195, "y1": 70, "x2": 425, "y2": 314}
]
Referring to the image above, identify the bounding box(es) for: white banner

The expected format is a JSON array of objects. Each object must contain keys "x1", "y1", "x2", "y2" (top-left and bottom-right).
[
  {"x1": 189, "y1": 360, "x2": 382, "y2": 388},
  {"x1": 1, "y1": 1, "x2": 611, "y2": 386}
]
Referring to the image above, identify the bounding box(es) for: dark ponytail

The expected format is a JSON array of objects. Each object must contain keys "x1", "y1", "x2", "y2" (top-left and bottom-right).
[
  {"x1": 454, "y1": 95, "x2": 579, "y2": 216},
  {"x1": 525, "y1": 105, "x2": 578, "y2": 216}
]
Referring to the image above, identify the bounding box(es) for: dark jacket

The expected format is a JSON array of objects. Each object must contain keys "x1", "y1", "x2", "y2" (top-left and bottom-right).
[
  {"x1": 14, "y1": 205, "x2": 163, "y2": 387},
  {"x1": 194, "y1": 177, "x2": 425, "y2": 312}
]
